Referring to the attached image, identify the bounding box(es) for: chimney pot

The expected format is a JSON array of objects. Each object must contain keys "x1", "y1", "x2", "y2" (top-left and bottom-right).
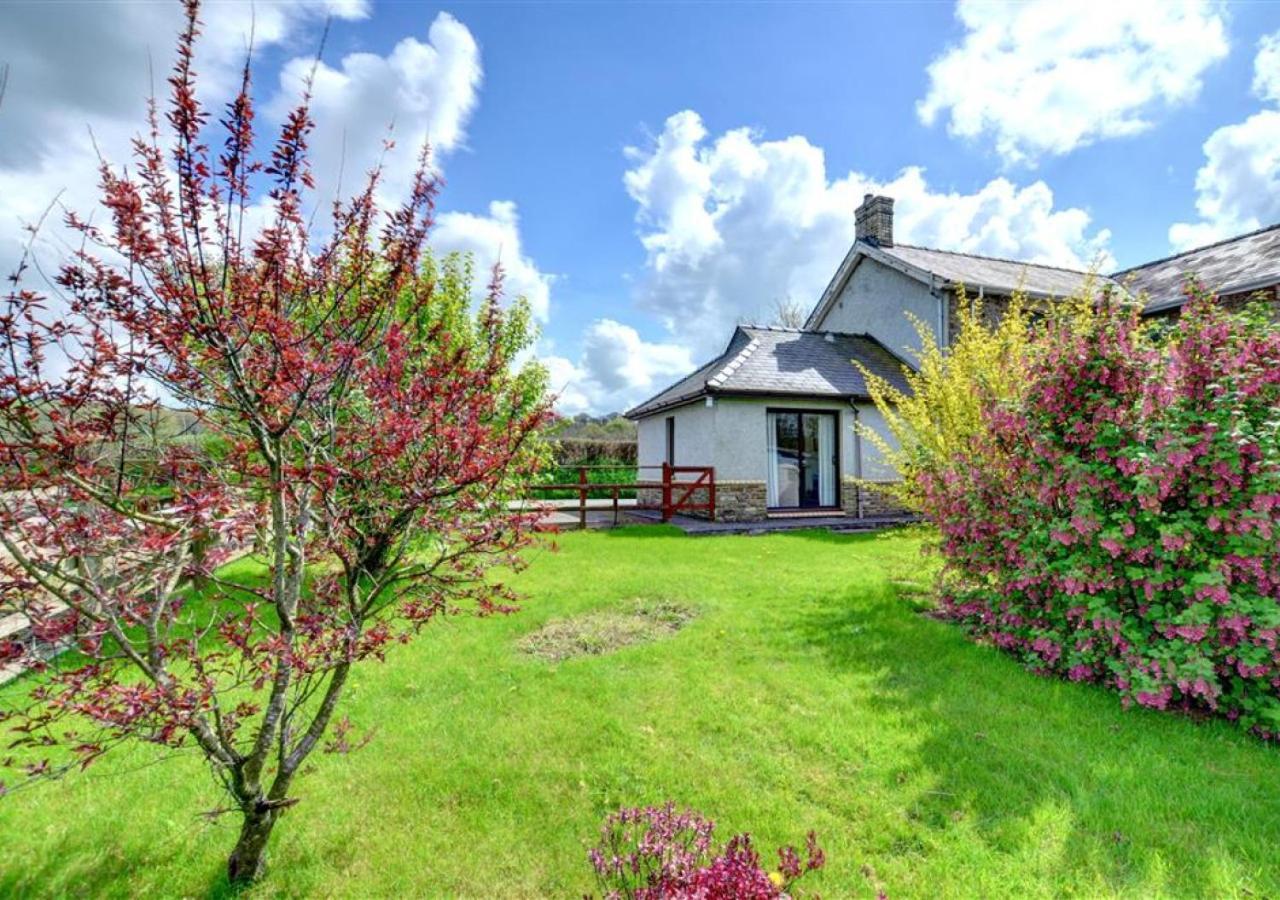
[{"x1": 855, "y1": 194, "x2": 894, "y2": 248}]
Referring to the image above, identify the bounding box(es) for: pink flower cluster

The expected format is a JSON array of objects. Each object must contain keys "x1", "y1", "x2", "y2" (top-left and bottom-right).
[
  {"x1": 587, "y1": 803, "x2": 825, "y2": 899},
  {"x1": 920, "y1": 289, "x2": 1280, "y2": 738}
]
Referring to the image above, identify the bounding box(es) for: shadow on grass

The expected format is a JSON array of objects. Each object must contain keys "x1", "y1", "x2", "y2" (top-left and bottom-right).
[{"x1": 791, "y1": 587, "x2": 1280, "y2": 897}]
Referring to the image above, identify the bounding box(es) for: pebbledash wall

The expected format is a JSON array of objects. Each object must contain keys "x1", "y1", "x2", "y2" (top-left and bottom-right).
[{"x1": 636, "y1": 395, "x2": 906, "y2": 522}]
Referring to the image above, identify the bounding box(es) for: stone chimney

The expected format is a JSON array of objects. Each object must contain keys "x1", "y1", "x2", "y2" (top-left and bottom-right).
[{"x1": 855, "y1": 194, "x2": 894, "y2": 247}]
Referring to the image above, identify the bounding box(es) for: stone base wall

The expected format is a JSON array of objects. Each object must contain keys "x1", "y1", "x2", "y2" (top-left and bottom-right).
[
  {"x1": 643, "y1": 477, "x2": 911, "y2": 522},
  {"x1": 637, "y1": 487, "x2": 662, "y2": 509},
  {"x1": 715, "y1": 480, "x2": 767, "y2": 522},
  {"x1": 637, "y1": 484, "x2": 717, "y2": 520},
  {"x1": 841, "y1": 478, "x2": 914, "y2": 518}
]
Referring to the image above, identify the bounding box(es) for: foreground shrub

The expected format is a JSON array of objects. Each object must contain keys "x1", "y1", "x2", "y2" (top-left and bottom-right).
[
  {"x1": 923, "y1": 291, "x2": 1280, "y2": 736},
  {"x1": 588, "y1": 803, "x2": 824, "y2": 899}
]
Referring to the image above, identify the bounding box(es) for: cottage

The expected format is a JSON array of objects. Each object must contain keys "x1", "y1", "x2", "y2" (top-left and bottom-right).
[{"x1": 625, "y1": 195, "x2": 1280, "y2": 523}]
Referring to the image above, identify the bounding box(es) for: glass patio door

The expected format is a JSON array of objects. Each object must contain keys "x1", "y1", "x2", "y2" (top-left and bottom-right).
[{"x1": 766, "y1": 411, "x2": 837, "y2": 509}]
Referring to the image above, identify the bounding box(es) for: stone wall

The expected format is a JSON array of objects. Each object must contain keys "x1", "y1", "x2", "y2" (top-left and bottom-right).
[
  {"x1": 1217, "y1": 284, "x2": 1279, "y2": 318},
  {"x1": 637, "y1": 483, "x2": 717, "y2": 520},
  {"x1": 841, "y1": 477, "x2": 914, "y2": 519},
  {"x1": 645, "y1": 477, "x2": 910, "y2": 523},
  {"x1": 714, "y1": 480, "x2": 767, "y2": 522},
  {"x1": 946, "y1": 291, "x2": 1013, "y2": 345}
]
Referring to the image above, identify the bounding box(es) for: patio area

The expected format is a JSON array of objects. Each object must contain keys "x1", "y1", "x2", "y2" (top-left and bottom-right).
[{"x1": 623, "y1": 508, "x2": 917, "y2": 535}]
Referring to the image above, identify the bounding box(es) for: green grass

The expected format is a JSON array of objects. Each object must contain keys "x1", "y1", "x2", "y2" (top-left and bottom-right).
[{"x1": 2, "y1": 526, "x2": 1279, "y2": 898}]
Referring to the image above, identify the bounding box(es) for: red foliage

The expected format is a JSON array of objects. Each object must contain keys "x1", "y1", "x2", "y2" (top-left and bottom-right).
[
  {"x1": 588, "y1": 803, "x2": 825, "y2": 899},
  {"x1": 0, "y1": 0, "x2": 550, "y2": 881}
]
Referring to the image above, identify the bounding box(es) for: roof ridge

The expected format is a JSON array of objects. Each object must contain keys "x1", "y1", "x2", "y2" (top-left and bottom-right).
[
  {"x1": 741, "y1": 323, "x2": 804, "y2": 333},
  {"x1": 1110, "y1": 220, "x2": 1280, "y2": 276},
  {"x1": 891, "y1": 242, "x2": 1101, "y2": 276},
  {"x1": 706, "y1": 334, "x2": 761, "y2": 388},
  {"x1": 742, "y1": 324, "x2": 867, "y2": 337}
]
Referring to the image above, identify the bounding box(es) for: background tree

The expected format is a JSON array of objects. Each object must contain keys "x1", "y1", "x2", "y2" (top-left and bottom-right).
[{"x1": 0, "y1": 0, "x2": 551, "y2": 883}]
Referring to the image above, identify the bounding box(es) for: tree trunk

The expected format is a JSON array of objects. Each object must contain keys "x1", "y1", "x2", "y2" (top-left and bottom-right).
[{"x1": 226, "y1": 805, "x2": 279, "y2": 885}]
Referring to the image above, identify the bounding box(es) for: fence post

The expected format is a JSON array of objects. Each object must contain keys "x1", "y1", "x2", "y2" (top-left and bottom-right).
[
  {"x1": 661, "y1": 462, "x2": 672, "y2": 522},
  {"x1": 708, "y1": 467, "x2": 716, "y2": 522},
  {"x1": 578, "y1": 466, "x2": 588, "y2": 530}
]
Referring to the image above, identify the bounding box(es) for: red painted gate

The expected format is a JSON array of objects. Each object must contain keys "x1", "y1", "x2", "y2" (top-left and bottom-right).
[{"x1": 660, "y1": 464, "x2": 715, "y2": 522}]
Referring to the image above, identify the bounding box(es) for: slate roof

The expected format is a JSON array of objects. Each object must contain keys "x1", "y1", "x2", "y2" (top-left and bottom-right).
[
  {"x1": 880, "y1": 244, "x2": 1117, "y2": 298},
  {"x1": 625, "y1": 326, "x2": 912, "y2": 419},
  {"x1": 1111, "y1": 222, "x2": 1280, "y2": 313}
]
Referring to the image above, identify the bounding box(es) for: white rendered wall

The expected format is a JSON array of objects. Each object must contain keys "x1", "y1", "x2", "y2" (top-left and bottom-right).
[{"x1": 814, "y1": 258, "x2": 941, "y2": 360}]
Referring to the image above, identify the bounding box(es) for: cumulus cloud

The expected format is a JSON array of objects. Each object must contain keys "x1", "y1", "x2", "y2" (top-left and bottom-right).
[
  {"x1": 621, "y1": 110, "x2": 1112, "y2": 362},
  {"x1": 0, "y1": 2, "x2": 376, "y2": 280},
  {"x1": 1, "y1": 1, "x2": 555, "y2": 358},
  {"x1": 0, "y1": 1, "x2": 368, "y2": 170},
  {"x1": 539, "y1": 321, "x2": 694, "y2": 416},
  {"x1": 268, "y1": 11, "x2": 481, "y2": 204},
  {"x1": 1255, "y1": 31, "x2": 1280, "y2": 104},
  {"x1": 1169, "y1": 30, "x2": 1280, "y2": 251},
  {"x1": 917, "y1": 0, "x2": 1229, "y2": 166},
  {"x1": 434, "y1": 202, "x2": 553, "y2": 321},
  {"x1": 552, "y1": 108, "x2": 1113, "y2": 415}
]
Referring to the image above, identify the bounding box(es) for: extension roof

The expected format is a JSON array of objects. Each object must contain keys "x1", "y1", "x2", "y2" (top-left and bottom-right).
[{"x1": 624, "y1": 326, "x2": 911, "y2": 420}]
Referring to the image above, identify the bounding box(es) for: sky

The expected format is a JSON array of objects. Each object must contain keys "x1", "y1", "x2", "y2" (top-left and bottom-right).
[{"x1": 2, "y1": 0, "x2": 1279, "y2": 415}]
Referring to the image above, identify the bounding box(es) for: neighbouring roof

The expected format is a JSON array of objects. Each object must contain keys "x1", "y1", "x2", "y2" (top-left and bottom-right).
[
  {"x1": 624, "y1": 326, "x2": 912, "y2": 420},
  {"x1": 1111, "y1": 222, "x2": 1280, "y2": 314}
]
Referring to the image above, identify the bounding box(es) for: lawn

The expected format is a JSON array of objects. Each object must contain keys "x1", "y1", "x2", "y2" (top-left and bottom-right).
[{"x1": 2, "y1": 526, "x2": 1279, "y2": 898}]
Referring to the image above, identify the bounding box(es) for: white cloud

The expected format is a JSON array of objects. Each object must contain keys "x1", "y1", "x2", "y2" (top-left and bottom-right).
[
  {"x1": 621, "y1": 110, "x2": 1113, "y2": 363},
  {"x1": 434, "y1": 201, "x2": 553, "y2": 321},
  {"x1": 546, "y1": 108, "x2": 1112, "y2": 415},
  {"x1": 268, "y1": 12, "x2": 481, "y2": 204},
  {"x1": 1255, "y1": 31, "x2": 1280, "y2": 103},
  {"x1": 539, "y1": 321, "x2": 693, "y2": 416},
  {"x1": 1, "y1": 3, "x2": 555, "y2": 360},
  {"x1": 0, "y1": 1, "x2": 367, "y2": 288},
  {"x1": 1169, "y1": 30, "x2": 1280, "y2": 250},
  {"x1": 0, "y1": 1, "x2": 369, "y2": 171},
  {"x1": 918, "y1": 0, "x2": 1229, "y2": 165}
]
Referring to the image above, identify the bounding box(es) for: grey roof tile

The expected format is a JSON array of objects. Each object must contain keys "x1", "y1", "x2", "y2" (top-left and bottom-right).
[
  {"x1": 1111, "y1": 222, "x2": 1280, "y2": 312},
  {"x1": 881, "y1": 244, "x2": 1116, "y2": 298},
  {"x1": 625, "y1": 327, "x2": 912, "y2": 419}
]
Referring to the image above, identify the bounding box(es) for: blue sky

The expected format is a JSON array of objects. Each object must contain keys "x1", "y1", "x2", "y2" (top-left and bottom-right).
[{"x1": 3, "y1": 1, "x2": 1279, "y2": 413}]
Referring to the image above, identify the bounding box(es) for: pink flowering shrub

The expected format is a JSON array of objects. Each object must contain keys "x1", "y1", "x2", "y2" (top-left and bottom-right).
[
  {"x1": 921, "y1": 289, "x2": 1280, "y2": 737},
  {"x1": 587, "y1": 803, "x2": 825, "y2": 899}
]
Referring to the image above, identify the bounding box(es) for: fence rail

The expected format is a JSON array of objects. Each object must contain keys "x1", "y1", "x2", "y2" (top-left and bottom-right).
[{"x1": 526, "y1": 464, "x2": 716, "y2": 528}]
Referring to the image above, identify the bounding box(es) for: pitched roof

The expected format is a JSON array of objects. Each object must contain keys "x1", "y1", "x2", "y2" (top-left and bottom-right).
[
  {"x1": 1111, "y1": 222, "x2": 1280, "y2": 313},
  {"x1": 880, "y1": 244, "x2": 1116, "y2": 298},
  {"x1": 624, "y1": 326, "x2": 912, "y2": 419},
  {"x1": 804, "y1": 238, "x2": 1119, "y2": 330}
]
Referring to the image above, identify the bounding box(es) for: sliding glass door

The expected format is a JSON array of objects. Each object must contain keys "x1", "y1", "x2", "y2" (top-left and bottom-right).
[{"x1": 766, "y1": 411, "x2": 838, "y2": 509}]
